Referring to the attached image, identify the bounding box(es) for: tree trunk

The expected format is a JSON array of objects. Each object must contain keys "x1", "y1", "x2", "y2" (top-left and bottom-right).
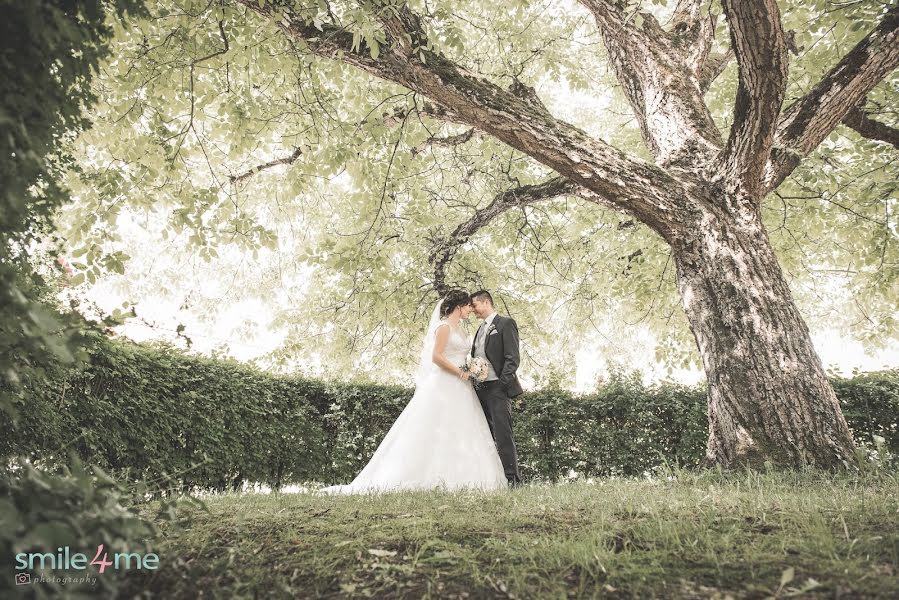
[{"x1": 672, "y1": 196, "x2": 855, "y2": 467}]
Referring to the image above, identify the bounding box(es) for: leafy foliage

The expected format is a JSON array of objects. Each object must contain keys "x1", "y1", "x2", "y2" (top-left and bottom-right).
[
  {"x1": 0, "y1": 456, "x2": 167, "y2": 599},
  {"x1": 5, "y1": 338, "x2": 896, "y2": 488},
  {"x1": 0, "y1": 6, "x2": 185, "y2": 598},
  {"x1": 54, "y1": 0, "x2": 897, "y2": 381},
  {"x1": 1, "y1": 0, "x2": 136, "y2": 237},
  {"x1": 0, "y1": 0, "x2": 144, "y2": 417}
]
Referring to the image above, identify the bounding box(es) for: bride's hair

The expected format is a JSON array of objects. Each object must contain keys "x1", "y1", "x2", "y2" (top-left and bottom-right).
[{"x1": 439, "y1": 289, "x2": 472, "y2": 318}]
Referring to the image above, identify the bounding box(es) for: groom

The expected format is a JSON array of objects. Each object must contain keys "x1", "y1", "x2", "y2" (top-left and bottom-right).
[{"x1": 470, "y1": 290, "x2": 522, "y2": 486}]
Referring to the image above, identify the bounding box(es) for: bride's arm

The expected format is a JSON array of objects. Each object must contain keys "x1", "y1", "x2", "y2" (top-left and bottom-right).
[{"x1": 432, "y1": 325, "x2": 470, "y2": 380}]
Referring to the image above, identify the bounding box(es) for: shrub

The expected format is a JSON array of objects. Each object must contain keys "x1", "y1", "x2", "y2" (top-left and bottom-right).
[
  {"x1": 0, "y1": 457, "x2": 155, "y2": 599},
  {"x1": 4, "y1": 338, "x2": 896, "y2": 488}
]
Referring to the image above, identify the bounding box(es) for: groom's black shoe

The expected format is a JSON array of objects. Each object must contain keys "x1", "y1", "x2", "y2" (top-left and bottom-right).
[{"x1": 508, "y1": 479, "x2": 523, "y2": 490}]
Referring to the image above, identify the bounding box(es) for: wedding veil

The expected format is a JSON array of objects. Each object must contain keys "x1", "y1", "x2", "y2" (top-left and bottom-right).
[{"x1": 414, "y1": 300, "x2": 444, "y2": 386}]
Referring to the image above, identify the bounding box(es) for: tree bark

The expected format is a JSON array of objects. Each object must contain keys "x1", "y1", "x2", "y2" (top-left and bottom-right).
[
  {"x1": 718, "y1": 0, "x2": 788, "y2": 194},
  {"x1": 842, "y1": 104, "x2": 899, "y2": 149},
  {"x1": 673, "y1": 198, "x2": 855, "y2": 467}
]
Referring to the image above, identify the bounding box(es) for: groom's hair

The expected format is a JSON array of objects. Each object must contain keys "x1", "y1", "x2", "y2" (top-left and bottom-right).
[{"x1": 471, "y1": 290, "x2": 493, "y2": 306}]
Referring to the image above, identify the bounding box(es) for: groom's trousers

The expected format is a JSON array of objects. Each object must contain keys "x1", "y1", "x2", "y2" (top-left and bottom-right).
[{"x1": 477, "y1": 381, "x2": 521, "y2": 483}]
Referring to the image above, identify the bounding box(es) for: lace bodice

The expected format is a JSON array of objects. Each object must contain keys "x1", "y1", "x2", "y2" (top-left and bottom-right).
[{"x1": 436, "y1": 322, "x2": 471, "y2": 364}]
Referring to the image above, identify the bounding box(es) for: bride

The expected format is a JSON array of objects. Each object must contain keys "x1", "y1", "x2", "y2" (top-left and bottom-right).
[{"x1": 318, "y1": 290, "x2": 509, "y2": 494}]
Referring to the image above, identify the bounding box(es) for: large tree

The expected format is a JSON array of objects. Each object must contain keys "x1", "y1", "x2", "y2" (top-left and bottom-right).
[{"x1": 60, "y1": 0, "x2": 898, "y2": 468}]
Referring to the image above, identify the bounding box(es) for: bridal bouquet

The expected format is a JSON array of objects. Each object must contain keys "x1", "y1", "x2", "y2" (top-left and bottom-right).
[{"x1": 463, "y1": 356, "x2": 490, "y2": 386}]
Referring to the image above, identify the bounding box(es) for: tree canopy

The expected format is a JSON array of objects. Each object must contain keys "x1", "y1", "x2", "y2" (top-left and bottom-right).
[{"x1": 57, "y1": 0, "x2": 897, "y2": 386}]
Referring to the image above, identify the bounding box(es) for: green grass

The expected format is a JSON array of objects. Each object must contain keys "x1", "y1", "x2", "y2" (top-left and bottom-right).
[{"x1": 123, "y1": 469, "x2": 899, "y2": 599}]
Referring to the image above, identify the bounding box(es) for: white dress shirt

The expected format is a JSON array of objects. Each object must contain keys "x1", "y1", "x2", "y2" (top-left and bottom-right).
[{"x1": 474, "y1": 312, "x2": 499, "y2": 381}]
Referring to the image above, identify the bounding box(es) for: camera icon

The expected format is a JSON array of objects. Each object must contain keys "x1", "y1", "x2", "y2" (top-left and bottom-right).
[{"x1": 15, "y1": 572, "x2": 31, "y2": 585}]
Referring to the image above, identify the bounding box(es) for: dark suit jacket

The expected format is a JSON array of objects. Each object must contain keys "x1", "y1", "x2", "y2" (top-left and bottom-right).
[{"x1": 472, "y1": 314, "x2": 524, "y2": 398}]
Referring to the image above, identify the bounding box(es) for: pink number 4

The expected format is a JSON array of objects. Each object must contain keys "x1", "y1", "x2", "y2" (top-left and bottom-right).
[{"x1": 90, "y1": 545, "x2": 113, "y2": 573}]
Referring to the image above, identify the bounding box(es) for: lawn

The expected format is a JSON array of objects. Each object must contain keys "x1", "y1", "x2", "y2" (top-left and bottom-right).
[{"x1": 122, "y1": 468, "x2": 899, "y2": 599}]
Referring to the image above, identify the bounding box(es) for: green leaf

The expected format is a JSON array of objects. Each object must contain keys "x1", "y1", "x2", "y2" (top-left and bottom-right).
[{"x1": 780, "y1": 567, "x2": 795, "y2": 588}]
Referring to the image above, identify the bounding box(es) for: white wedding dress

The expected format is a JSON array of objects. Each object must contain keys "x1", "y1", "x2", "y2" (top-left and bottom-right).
[{"x1": 318, "y1": 311, "x2": 508, "y2": 495}]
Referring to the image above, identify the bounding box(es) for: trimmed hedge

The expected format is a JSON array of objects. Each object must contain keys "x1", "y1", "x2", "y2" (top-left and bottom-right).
[{"x1": 4, "y1": 338, "x2": 897, "y2": 489}]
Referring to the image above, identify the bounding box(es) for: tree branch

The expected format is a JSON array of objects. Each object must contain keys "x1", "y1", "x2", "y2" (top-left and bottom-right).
[
  {"x1": 196, "y1": 18, "x2": 230, "y2": 64},
  {"x1": 718, "y1": 0, "x2": 788, "y2": 196},
  {"x1": 670, "y1": 0, "x2": 704, "y2": 32},
  {"x1": 412, "y1": 127, "x2": 477, "y2": 155},
  {"x1": 429, "y1": 177, "x2": 583, "y2": 295},
  {"x1": 578, "y1": 0, "x2": 722, "y2": 167},
  {"x1": 699, "y1": 48, "x2": 733, "y2": 92},
  {"x1": 237, "y1": 0, "x2": 688, "y2": 240},
  {"x1": 381, "y1": 102, "x2": 453, "y2": 127},
  {"x1": 842, "y1": 104, "x2": 899, "y2": 149},
  {"x1": 671, "y1": 0, "x2": 718, "y2": 81},
  {"x1": 765, "y1": 5, "x2": 899, "y2": 193},
  {"x1": 229, "y1": 147, "x2": 303, "y2": 185}
]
